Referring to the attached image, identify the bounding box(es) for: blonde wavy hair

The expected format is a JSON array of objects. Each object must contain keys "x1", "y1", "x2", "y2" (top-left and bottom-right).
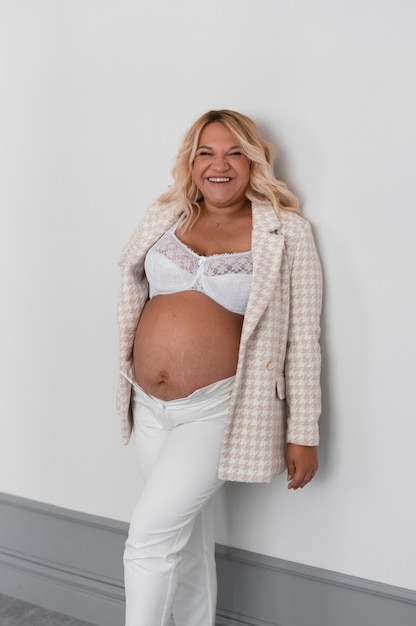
[{"x1": 158, "y1": 109, "x2": 300, "y2": 229}]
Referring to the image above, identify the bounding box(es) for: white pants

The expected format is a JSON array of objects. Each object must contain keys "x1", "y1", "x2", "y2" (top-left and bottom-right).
[{"x1": 124, "y1": 376, "x2": 234, "y2": 626}]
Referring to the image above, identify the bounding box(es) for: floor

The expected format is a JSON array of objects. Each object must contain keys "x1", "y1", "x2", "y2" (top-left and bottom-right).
[{"x1": 0, "y1": 594, "x2": 97, "y2": 626}]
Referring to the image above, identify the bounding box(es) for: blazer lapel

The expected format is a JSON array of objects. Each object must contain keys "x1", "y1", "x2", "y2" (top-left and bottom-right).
[
  {"x1": 118, "y1": 202, "x2": 182, "y2": 372},
  {"x1": 241, "y1": 204, "x2": 285, "y2": 342},
  {"x1": 122, "y1": 202, "x2": 182, "y2": 267}
]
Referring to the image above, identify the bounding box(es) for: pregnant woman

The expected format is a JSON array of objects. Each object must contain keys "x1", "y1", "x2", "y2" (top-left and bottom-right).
[{"x1": 117, "y1": 109, "x2": 322, "y2": 626}]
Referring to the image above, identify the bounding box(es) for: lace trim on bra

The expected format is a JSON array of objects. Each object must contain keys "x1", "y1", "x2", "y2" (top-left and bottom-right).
[{"x1": 152, "y1": 230, "x2": 253, "y2": 276}]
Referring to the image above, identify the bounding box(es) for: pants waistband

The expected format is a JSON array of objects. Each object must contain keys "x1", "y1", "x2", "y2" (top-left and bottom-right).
[{"x1": 132, "y1": 375, "x2": 235, "y2": 409}]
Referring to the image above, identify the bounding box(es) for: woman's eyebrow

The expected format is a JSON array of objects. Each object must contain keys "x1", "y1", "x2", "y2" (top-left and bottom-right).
[{"x1": 196, "y1": 144, "x2": 241, "y2": 150}]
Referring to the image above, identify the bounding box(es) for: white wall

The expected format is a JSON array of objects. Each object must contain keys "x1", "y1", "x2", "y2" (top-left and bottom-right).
[{"x1": 1, "y1": 0, "x2": 415, "y2": 591}]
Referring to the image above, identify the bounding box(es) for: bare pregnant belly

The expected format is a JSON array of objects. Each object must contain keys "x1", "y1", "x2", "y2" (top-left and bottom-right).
[{"x1": 133, "y1": 292, "x2": 244, "y2": 400}]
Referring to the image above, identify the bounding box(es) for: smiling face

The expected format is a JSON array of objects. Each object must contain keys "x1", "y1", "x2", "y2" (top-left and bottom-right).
[{"x1": 192, "y1": 122, "x2": 251, "y2": 212}]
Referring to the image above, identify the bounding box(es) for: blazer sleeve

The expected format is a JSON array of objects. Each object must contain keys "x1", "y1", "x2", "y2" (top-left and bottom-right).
[{"x1": 284, "y1": 220, "x2": 323, "y2": 445}]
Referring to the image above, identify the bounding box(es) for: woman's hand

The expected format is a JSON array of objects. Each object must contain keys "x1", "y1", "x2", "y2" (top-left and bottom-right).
[{"x1": 286, "y1": 444, "x2": 318, "y2": 490}]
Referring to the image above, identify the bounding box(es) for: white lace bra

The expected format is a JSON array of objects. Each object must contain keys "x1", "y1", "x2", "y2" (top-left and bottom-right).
[{"x1": 144, "y1": 219, "x2": 253, "y2": 315}]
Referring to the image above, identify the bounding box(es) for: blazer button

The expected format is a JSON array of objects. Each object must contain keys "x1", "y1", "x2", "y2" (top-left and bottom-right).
[{"x1": 267, "y1": 362, "x2": 276, "y2": 370}]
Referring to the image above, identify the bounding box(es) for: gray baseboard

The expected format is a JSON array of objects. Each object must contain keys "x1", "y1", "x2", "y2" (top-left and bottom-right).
[
  {"x1": 215, "y1": 546, "x2": 416, "y2": 626},
  {"x1": 0, "y1": 493, "x2": 415, "y2": 626},
  {"x1": 0, "y1": 493, "x2": 126, "y2": 625}
]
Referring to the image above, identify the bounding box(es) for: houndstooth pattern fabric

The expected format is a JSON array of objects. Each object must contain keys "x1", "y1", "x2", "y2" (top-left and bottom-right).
[{"x1": 117, "y1": 201, "x2": 322, "y2": 483}]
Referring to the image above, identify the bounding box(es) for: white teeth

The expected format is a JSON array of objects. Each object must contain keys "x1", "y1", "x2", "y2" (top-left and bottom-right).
[{"x1": 208, "y1": 177, "x2": 230, "y2": 182}]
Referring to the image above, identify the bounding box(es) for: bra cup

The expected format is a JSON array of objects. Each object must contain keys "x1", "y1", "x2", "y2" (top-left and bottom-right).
[
  {"x1": 144, "y1": 226, "x2": 252, "y2": 315},
  {"x1": 200, "y1": 274, "x2": 252, "y2": 315},
  {"x1": 145, "y1": 250, "x2": 194, "y2": 295}
]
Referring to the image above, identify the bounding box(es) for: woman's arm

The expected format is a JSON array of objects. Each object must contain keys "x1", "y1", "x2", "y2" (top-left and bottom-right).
[{"x1": 285, "y1": 220, "x2": 322, "y2": 486}]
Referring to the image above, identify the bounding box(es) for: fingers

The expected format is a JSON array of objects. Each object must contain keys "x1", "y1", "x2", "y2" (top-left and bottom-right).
[
  {"x1": 287, "y1": 467, "x2": 316, "y2": 490},
  {"x1": 286, "y1": 444, "x2": 319, "y2": 490},
  {"x1": 286, "y1": 457, "x2": 296, "y2": 485}
]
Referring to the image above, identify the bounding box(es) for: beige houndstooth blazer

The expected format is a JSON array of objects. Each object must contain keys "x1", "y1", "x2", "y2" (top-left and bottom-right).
[{"x1": 117, "y1": 201, "x2": 322, "y2": 482}]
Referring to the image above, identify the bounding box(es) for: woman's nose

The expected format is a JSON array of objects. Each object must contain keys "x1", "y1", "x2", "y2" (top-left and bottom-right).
[{"x1": 212, "y1": 156, "x2": 229, "y2": 171}]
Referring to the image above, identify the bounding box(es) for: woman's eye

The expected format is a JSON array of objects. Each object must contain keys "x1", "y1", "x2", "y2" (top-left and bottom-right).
[
  {"x1": 229, "y1": 151, "x2": 243, "y2": 157},
  {"x1": 196, "y1": 151, "x2": 212, "y2": 157}
]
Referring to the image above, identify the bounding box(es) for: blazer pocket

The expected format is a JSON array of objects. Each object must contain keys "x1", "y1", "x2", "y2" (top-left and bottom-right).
[{"x1": 276, "y1": 374, "x2": 286, "y2": 400}]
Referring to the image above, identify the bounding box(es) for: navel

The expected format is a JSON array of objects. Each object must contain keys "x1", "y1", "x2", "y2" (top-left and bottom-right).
[{"x1": 157, "y1": 370, "x2": 170, "y2": 383}]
